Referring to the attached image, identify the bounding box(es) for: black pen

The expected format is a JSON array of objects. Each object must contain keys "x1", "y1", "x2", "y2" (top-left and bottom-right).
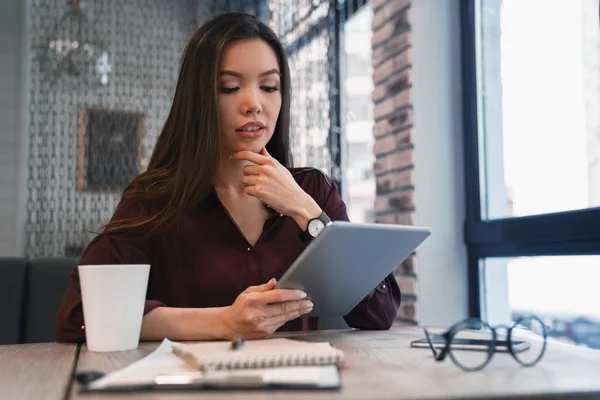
[{"x1": 230, "y1": 335, "x2": 244, "y2": 350}]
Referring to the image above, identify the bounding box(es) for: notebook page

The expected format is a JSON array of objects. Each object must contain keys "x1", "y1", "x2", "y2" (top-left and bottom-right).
[{"x1": 171, "y1": 338, "x2": 344, "y2": 370}]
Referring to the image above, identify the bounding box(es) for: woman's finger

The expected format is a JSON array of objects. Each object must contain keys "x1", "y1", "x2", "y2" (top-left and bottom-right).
[
  {"x1": 259, "y1": 314, "x2": 287, "y2": 330},
  {"x1": 244, "y1": 185, "x2": 260, "y2": 198},
  {"x1": 260, "y1": 300, "x2": 313, "y2": 318},
  {"x1": 243, "y1": 278, "x2": 277, "y2": 293},
  {"x1": 232, "y1": 150, "x2": 270, "y2": 164},
  {"x1": 241, "y1": 175, "x2": 259, "y2": 187},
  {"x1": 259, "y1": 305, "x2": 314, "y2": 331},
  {"x1": 250, "y1": 289, "x2": 307, "y2": 306},
  {"x1": 243, "y1": 165, "x2": 261, "y2": 175}
]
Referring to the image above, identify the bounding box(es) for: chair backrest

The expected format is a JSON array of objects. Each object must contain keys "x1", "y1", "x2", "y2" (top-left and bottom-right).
[
  {"x1": 0, "y1": 258, "x2": 27, "y2": 345},
  {"x1": 21, "y1": 257, "x2": 78, "y2": 343}
]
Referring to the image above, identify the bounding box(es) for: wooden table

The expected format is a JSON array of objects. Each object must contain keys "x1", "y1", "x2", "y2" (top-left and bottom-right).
[
  {"x1": 69, "y1": 327, "x2": 600, "y2": 400},
  {"x1": 3, "y1": 327, "x2": 600, "y2": 399},
  {"x1": 0, "y1": 342, "x2": 77, "y2": 400}
]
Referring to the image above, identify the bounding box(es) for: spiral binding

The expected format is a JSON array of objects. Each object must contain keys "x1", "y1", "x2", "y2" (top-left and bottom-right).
[{"x1": 205, "y1": 349, "x2": 344, "y2": 371}]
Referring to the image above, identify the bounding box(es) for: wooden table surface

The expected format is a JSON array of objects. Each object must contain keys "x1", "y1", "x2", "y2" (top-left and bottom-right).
[
  {"x1": 64, "y1": 327, "x2": 600, "y2": 400},
  {"x1": 0, "y1": 342, "x2": 77, "y2": 400}
]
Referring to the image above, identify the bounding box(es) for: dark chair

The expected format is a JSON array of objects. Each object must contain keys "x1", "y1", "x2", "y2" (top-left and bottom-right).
[
  {"x1": 0, "y1": 258, "x2": 27, "y2": 345},
  {"x1": 21, "y1": 257, "x2": 78, "y2": 343}
]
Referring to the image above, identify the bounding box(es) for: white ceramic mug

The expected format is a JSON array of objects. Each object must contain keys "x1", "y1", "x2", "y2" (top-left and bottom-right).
[{"x1": 78, "y1": 264, "x2": 150, "y2": 352}]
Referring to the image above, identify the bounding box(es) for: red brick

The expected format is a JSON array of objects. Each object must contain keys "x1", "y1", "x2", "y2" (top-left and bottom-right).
[
  {"x1": 375, "y1": 212, "x2": 415, "y2": 226},
  {"x1": 376, "y1": 168, "x2": 413, "y2": 193},
  {"x1": 372, "y1": 129, "x2": 411, "y2": 156},
  {"x1": 374, "y1": 197, "x2": 387, "y2": 214},
  {"x1": 374, "y1": 66, "x2": 412, "y2": 101},
  {"x1": 372, "y1": 85, "x2": 387, "y2": 104},
  {"x1": 395, "y1": 275, "x2": 417, "y2": 296},
  {"x1": 373, "y1": 96, "x2": 395, "y2": 120},
  {"x1": 389, "y1": 68, "x2": 412, "y2": 96},
  {"x1": 373, "y1": 55, "x2": 393, "y2": 83},
  {"x1": 373, "y1": 134, "x2": 395, "y2": 156},
  {"x1": 373, "y1": 148, "x2": 413, "y2": 175},
  {"x1": 373, "y1": 48, "x2": 411, "y2": 83},
  {"x1": 396, "y1": 255, "x2": 416, "y2": 275},
  {"x1": 372, "y1": 30, "x2": 410, "y2": 67},
  {"x1": 373, "y1": 50, "x2": 411, "y2": 94},
  {"x1": 372, "y1": 0, "x2": 410, "y2": 32},
  {"x1": 373, "y1": 87, "x2": 410, "y2": 120},
  {"x1": 372, "y1": 0, "x2": 390, "y2": 13},
  {"x1": 375, "y1": 214, "x2": 396, "y2": 224},
  {"x1": 397, "y1": 298, "x2": 417, "y2": 321},
  {"x1": 372, "y1": 6, "x2": 410, "y2": 44},
  {"x1": 373, "y1": 108, "x2": 412, "y2": 136},
  {"x1": 388, "y1": 190, "x2": 414, "y2": 211},
  {"x1": 371, "y1": 23, "x2": 394, "y2": 48},
  {"x1": 374, "y1": 190, "x2": 414, "y2": 214},
  {"x1": 394, "y1": 212, "x2": 414, "y2": 226}
]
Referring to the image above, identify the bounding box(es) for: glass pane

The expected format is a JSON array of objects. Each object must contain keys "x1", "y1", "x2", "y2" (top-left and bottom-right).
[
  {"x1": 341, "y1": 4, "x2": 375, "y2": 223},
  {"x1": 480, "y1": 256, "x2": 600, "y2": 349},
  {"x1": 476, "y1": 0, "x2": 600, "y2": 219}
]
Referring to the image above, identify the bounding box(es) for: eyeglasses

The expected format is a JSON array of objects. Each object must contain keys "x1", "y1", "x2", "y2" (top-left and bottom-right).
[{"x1": 424, "y1": 315, "x2": 548, "y2": 372}]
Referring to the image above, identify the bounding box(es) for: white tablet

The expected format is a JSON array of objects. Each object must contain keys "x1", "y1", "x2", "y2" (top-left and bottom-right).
[{"x1": 275, "y1": 221, "x2": 431, "y2": 316}]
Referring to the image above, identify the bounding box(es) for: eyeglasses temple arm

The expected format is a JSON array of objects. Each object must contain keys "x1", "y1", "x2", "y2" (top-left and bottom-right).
[{"x1": 424, "y1": 329, "x2": 449, "y2": 361}]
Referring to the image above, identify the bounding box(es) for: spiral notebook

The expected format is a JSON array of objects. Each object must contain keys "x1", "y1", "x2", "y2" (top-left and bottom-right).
[
  {"x1": 171, "y1": 338, "x2": 345, "y2": 371},
  {"x1": 82, "y1": 338, "x2": 342, "y2": 393}
]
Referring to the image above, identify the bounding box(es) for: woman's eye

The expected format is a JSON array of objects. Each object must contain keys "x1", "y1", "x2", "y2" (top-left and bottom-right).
[
  {"x1": 219, "y1": 87, "x2": 239, "y2": 94},
  {"x1": 261, "y1": 86, "x2": 279, "y2": 93}
]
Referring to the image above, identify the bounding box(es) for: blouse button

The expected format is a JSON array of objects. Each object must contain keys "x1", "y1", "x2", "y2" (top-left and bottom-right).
[
  {"x1": 247, "y1": 247, "x2": 251, "y2": 252},
  {"x1": 382, "y1": 284, "x2": 386, "y2": 289}
]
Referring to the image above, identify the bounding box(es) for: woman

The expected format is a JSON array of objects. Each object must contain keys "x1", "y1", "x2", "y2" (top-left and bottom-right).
[{"x1": 55, "y1": 12, "x2": 401, "y2": 342}]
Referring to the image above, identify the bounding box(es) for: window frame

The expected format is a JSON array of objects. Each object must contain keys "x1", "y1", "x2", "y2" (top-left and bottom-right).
[{"x1": 460, "y1": 0, "x2": 600, "y2": 318}]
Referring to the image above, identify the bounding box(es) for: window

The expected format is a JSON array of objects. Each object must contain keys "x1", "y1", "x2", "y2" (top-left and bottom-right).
[
  {"x1": 462, "y1": 0, "x2": 600, "y2": 349},
  {"x1": 475, "y1": 0, "x2": 600, "y2": 220},
  {"x1": 481, "y1": 256, "x2": 600, "y2": 348},
  {"x1": 341, "y1": 3, "x2": 375, "y2": 224},
  {"x1": 346, "y1": 53, "x2": 371, "y2": 77}
]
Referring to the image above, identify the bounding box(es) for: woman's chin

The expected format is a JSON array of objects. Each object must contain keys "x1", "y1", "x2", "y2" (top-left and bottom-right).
[
  {"x1": 237, "y1": 143, "x2": 264, "y2": 154},
  {"x1": 224, "y1": 144, "x2": 263, "y2": 156}
]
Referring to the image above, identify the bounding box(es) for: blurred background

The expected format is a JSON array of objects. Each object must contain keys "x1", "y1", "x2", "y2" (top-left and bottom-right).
[{"x1": 1, "y1": 0, "x2": 599, "y2": 348}]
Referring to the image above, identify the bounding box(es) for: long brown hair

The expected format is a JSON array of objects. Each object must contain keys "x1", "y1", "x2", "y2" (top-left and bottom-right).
[{"x1": 103, "y1": 13, "x2": 292, "y2": 236}]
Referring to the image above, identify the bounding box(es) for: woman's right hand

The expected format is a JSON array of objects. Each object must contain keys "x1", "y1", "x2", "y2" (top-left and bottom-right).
[{"x1": 221, "y1": 278, "x2": 313, "y2": 340}]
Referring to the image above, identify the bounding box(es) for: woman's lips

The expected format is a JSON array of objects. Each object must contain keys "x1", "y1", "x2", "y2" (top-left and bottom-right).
[{"x1": 236, "y1": 127, "x2": 264, "y2": 138}]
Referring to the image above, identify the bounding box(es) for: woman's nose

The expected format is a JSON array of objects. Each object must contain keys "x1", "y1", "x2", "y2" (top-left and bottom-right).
[
  {"x1": 244, "y1": 106, "x2": 261, "y2": 115},
  {"x1": 242, "y1": 89, "x2": 262, "y2": 115}
]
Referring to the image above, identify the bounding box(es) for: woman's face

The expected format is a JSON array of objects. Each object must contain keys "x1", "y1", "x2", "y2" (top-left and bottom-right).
[{"x1": 218, "y1": 39, "x2": 282, "y2": 156}]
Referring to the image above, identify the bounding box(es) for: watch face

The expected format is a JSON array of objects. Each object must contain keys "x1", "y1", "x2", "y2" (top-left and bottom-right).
[{"x1": 308, "y1": 219, "x2": 325, "y2": 237}]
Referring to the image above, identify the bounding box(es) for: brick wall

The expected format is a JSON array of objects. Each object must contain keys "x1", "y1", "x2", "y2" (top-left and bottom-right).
[{"x1": 371, "y1": 0, "x2": 416, "y2": 325}]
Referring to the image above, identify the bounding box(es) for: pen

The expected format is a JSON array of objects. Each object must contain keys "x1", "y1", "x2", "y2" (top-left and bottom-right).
[{"x1": 230, "y1": 335, "x2": 244, "y2": 350}]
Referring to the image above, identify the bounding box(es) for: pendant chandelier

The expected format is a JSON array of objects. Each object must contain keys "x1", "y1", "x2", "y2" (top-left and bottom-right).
[{"x1": 47, "y1": 0, "x2": 111, "y2": 86}]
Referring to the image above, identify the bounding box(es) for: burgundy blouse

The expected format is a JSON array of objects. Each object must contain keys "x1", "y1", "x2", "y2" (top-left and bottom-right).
[{"x1": 55, "y1": 168, "x2": 401, "y2": 342}]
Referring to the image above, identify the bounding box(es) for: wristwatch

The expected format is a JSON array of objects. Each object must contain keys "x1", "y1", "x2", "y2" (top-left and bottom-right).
[{"x1": 300, "y1": 211, "x2": 331, "y2": 242}]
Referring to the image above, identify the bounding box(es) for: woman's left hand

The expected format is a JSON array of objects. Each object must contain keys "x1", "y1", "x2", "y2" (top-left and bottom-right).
[{"x1": 231, "y1": 147, "x2": 322, "y2": 228}]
